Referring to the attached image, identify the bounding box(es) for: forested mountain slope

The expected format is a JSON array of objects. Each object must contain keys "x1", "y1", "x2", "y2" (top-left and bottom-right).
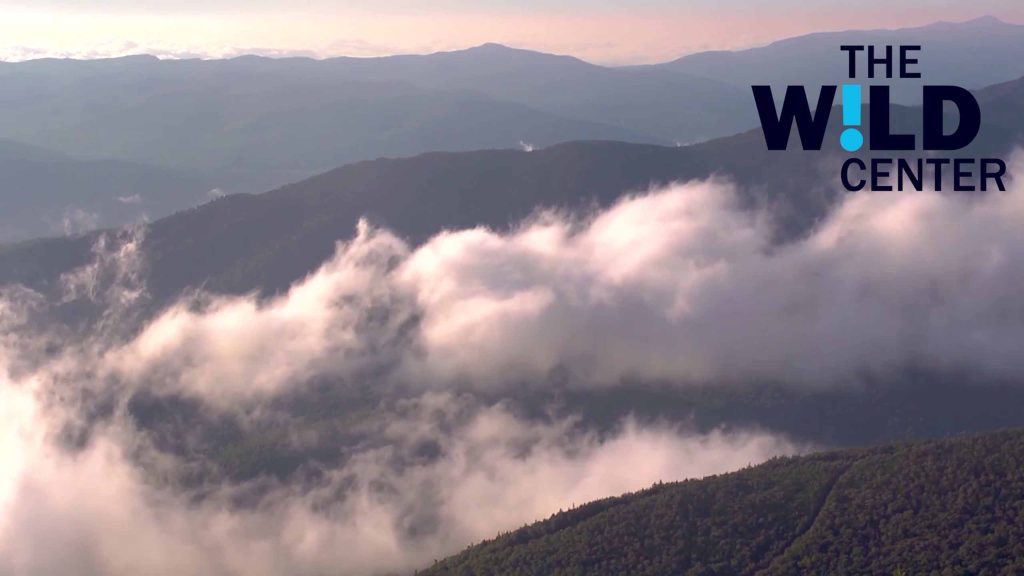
[{"x1": 421, "y1": 429, "x2": 1024, "y2": 576}]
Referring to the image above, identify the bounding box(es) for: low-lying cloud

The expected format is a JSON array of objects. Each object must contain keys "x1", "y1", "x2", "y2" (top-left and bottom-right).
[
  {"x1": 0, "y1": 376, "x2": 794, "y2": 575},
  {"x1": 4, "y1": 163, "x2": 1024, "y2": 574},
  {"x1": 400, "y1": 175, "x2": 1024, "y2": 387},
  {"x1": 105, "y1": 167, "x2": 1024, "y2": 402}
]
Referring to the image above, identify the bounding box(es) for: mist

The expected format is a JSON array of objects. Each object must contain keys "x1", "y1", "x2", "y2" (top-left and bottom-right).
[
  {"x1": 4, "y1": 160, "x2": 1024, "y2": 574},
  {"x1": 0, "y1": 374, "x2": 794, "y2": 575},
  {"x1": 105, "y1": 164, "x2": 1024, "y2": 402}
]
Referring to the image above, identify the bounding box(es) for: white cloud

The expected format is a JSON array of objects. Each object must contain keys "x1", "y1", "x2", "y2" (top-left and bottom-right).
[
  {"x1": 398, "y1": 173, "x2": 1024, "y2": 387},
  {"x1": 60, "y1": 207, "x2": 99, "y2": 236},
  {"x1": 5, "y1": 161, "x2": 1024, "y2": 574},
  {"x1": 0, "y1": 208, "x2": 802, "y2": 574},
  {"x1": 0, "y1": 369, "x2": 795, "y2": 576},
  {"x1": 104, "y1": 221, "x2": 412, "y2": 403},
  {"x1": 90, "y1": 164, "x2": 1024, "y2": 404}
]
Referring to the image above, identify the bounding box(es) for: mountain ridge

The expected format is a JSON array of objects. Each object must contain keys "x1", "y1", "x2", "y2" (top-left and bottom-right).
[
  {"x1": 5, "y1": 16, "x2": 1024, "y2": 240},
  {"x1": 655, "y1": 14, "x2": 1024, "y2": 105},
  {"x1": 4, "y1": 69, "x2": 1023, "y2": 306},
  {"x1": 10, "y1": 16, "x2": 1017, "y2": 67},
  {"x1": 419, "y1": 428, "x2": 1024, "y2": 576}
]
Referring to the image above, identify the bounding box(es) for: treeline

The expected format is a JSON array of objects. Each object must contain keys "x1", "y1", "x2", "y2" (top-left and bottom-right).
[{"x1": 420, "y1": 429, "x2": 1024, "y2": 575}]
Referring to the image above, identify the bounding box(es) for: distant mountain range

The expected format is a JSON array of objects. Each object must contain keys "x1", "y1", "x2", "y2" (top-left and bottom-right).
[
  {"x1": 0, "y1": 138, "x2": 218, "y2": 242},
  {"x1": 2, "y1": 73, "x2": 1024, "y2": 455},
  {"x1": 2, "y1": 16, "x2": 1024, "y2": 240},
  {"x1": 652, "y1": 15, "x2": 1024, "y2": 103},
  {"x1": 421, "y1": 428, "x2": 1024, "y2": 575},
  {"x1": 4, "y1": 71, "x2": 1023, "y2": 309}
]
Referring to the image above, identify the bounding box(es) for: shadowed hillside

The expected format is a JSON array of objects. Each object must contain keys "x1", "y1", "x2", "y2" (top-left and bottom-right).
[{"x1": 3, "y1": 70, "x2": 1022, "y2": 309}]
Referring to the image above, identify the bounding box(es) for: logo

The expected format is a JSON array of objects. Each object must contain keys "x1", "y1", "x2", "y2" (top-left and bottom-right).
[{"x1": 751, "y1": 45, "x2": 1007, "y2": 193}]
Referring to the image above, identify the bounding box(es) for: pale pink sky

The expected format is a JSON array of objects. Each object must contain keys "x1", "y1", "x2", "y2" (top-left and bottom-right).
[{"x1": 2, "y1": 2, "x2": 1023, "y2": 64}]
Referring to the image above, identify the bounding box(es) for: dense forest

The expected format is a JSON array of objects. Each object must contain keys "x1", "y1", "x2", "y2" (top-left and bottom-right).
[{"x1": 420, "y1": 429, "x2": 1024, "y2": 575}]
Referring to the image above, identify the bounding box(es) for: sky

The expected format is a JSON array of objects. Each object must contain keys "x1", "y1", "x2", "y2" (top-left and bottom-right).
[{"x1": 1, "y1": 1, "x2": 1024, "y2": 65}]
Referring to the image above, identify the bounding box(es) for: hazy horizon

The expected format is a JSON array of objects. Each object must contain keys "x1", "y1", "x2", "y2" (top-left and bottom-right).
[{"x1": 2, "y1": 2, "x2": 1024, "y2": 65}]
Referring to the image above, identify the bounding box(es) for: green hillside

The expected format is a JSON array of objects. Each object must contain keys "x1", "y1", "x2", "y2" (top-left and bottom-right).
[{"x1": 420, "y1": 430, "x2": 1024, "y2": 576}]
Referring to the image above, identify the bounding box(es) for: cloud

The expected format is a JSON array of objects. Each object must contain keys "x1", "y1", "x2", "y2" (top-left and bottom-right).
[
  {"x1": 0, "y1": 369, "x2": 795, "y2": 575},
  {"x1": 5, "y1": 161, "x2": 1024, "y2": 574},
  {"x1": 397, "y1": 174, "x2": 1024, "y2": 387},
  {"x1": 100, "y1": 163, "x2": 1024, "y2": 403},
  {"x1": 103, "y1": 221, "x2": 412, "y2": 403},
  {"x1": 60, "y1": 207, "x2": 99, "y2": 236},
  {"x1": 0, "y1": 207, "x2": 801, "y2": 575}
]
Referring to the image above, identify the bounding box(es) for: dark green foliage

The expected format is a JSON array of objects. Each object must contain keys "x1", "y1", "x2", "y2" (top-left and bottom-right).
[
  {"x1": 421, "y1": 430, "x2": 1024, "y2": 576},
  {"x1": 763, "y1": 433, "x2": 1024, "y2": 575}
]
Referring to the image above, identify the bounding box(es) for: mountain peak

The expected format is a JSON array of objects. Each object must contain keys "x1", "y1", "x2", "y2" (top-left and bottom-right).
[
  {"x1": 927, "y1": 14, "x2": 1013, "y2": 29},
  {"x1": 964, "y1": 14, "x2": 1006, "y2": 25},
  {"x1": 437, "y1": 42, "x2": 591, "y2": 66},
  {"x1": 455, "y1": 42, "x2": 549, "y2": 58},
  {"x1": 471, "y1": 42, "x2": 515, "y2": 51}
]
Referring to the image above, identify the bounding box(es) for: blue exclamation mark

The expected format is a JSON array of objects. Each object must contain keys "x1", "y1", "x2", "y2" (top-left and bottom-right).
[{"x1": 840, "y1": 84, "x2": 863, "y2": 152}]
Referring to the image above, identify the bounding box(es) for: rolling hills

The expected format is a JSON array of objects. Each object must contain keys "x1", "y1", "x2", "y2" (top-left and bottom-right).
[
  {"x1": 4, "y1": 66, "x2": 1022, "y2": 310},
  {"x1": 4, "y1": 17, "x2": 1024, "y2": 240},
  {"x1": 0, "y1": 48, "x2": 716, "y2": 177},
  {"x1": 0, "y1": 138, "x2": 218, "y2": 242},
  {"x1": 420, "y1": 429, "x2": 1024, "y2": 576},
  {"x1": 6, "y1": 16, "x2": 1024, "y2": 178}
]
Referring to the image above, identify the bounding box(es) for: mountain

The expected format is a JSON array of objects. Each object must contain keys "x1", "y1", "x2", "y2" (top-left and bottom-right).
[
  {"x1": 6, "y1": 19, "x2": 1024, "y2": 575},
  {"x1": 0, "y1": 139, "x2": 217, "y2": 242},
  {"x1": 3, "y1": 71, "x2": 1022, "y2": 312},
  {"x1": 2, "y1": 76, "x2": 1023, "y2": 455},
  {"x1": 3, "y1": 18, "x2": 1024, "y2": 241},
  {"x1": 654, "y1": 16, "x2": 1024, "y2": 104},
  {"x1": 9, "y1": 17, "x2": 1024, "y2": 181},
  {"x1": 0, "y1": 138, "x2": 830, "y2": 307},
  {"x1": 2, "y1": 63, "x2": 654, "y2": 171},
  {"x1": 0, "y1": 137, "x2": 70, "y2": 162},
  {"x1": 0, "y1": 51, "x2": 675, "y2": 242},
  {"x1": 420, "y1": 429, "x2": 1024, "y2": 576},
  {"x1": 0, "y1": 83, "x2": 650, "y2": 243},
  {"x1": 0, "y1": 48, "x2": 729, "y2": 174},
  {"x1": 975, "y1": 76, "x2": 1024, "y2": 145},
  {"x1": 310, "y1": 43, "x2": 754, "y2": 144}
]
